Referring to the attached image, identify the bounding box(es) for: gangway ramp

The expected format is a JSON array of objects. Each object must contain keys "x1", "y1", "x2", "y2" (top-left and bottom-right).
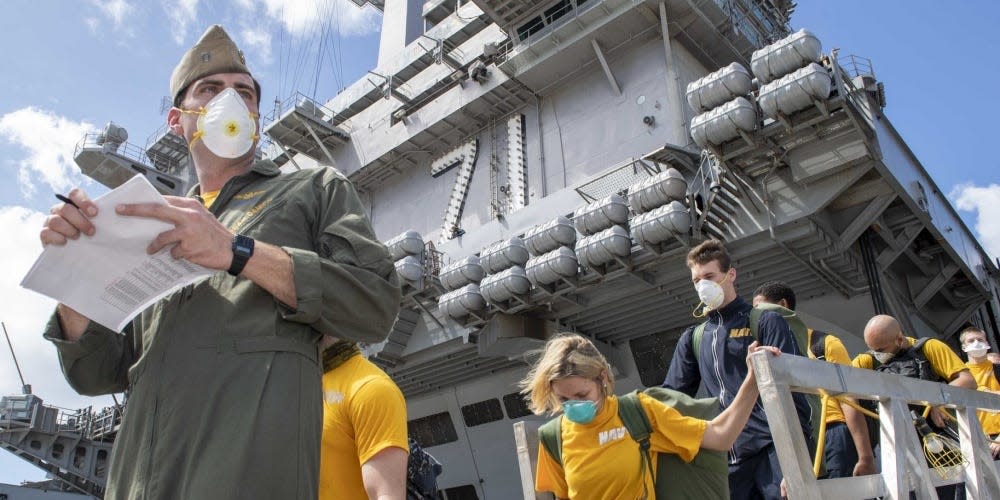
[{"x1": 755, "y1": 353, "x2": 1000, "y2": 499}]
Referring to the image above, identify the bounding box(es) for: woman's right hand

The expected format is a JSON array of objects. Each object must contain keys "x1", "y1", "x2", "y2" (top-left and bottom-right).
[{"x1": 745, "y1": 341, "x2": 782, "y2": 380}]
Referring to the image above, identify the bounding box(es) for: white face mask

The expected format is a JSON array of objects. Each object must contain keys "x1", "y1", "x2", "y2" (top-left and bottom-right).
[
  {"x1": 963, "y1": 340, "x2": 990, "y2": 358},
  {"x1": 870, "y1": 350, "x2": 895, "y2": 364},
  {"x1": 692, "y1": 276, "x2": 727, "y2": 318},
  {"x1": 182, "y1": 87, "x2": 258, "y2": 158}
]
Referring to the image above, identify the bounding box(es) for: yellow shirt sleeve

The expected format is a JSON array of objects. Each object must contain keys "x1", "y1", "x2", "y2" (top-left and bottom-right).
[
  {"x1": 920, "y1": 339, "x2": 968, "y2": 382},
  {"x1": 822, "y1": 335, "x2": 851, "y2": 423},
  {"x1": 824, "y1": 335, "x2": 851, "y2": 366},
  {"x1": 639, "y1": 392, "x2": 708, "y2": 463},
  {"x1": 852, "y1": 352, "x2": 875, "y2": 370},
  {"x1": 350, "y1": 377, "x2": 410, "y2": 464},
  {"x1": 534, "y1": 434, "x2": 569, "y2": 498}
]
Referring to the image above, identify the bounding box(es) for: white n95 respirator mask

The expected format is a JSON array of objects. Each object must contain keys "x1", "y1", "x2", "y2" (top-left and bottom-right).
[
  {"x1": 692, "y1": 278, "x2": 726, "y2": 318},
  {"x1": 181, "y1": 88, "x2": 259, "y2": 158},
  {"x1": 963, "y1": 340, "x2": 990, "y2": 358}
]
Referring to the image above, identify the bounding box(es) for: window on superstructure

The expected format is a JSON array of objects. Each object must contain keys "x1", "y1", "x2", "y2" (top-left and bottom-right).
[
  {"x1": 502, "y1": 392, "x2": 533, "y2": 419},
  {"x1": 460, "y1": 398, "x2": 505, "y2": 427},
  {"x1": 408, "y1": 411, "x2": 458, "y2": 448}
]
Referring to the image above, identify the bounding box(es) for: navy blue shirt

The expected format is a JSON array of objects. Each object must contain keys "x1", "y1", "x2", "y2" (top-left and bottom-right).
[{"x1": 662, "y1": 296, "x2": 812, "y2": 464}]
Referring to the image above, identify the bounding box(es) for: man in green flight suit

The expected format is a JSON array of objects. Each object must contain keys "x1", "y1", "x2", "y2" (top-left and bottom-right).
[{"x1": 38, "y1": 25, "x2": 401, "y2": 500}]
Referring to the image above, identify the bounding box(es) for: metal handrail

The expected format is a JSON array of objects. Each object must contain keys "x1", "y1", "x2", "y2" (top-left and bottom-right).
[
  {"x1": 75, "y1": 133, "x2": 154, "y2": 170},
  {"x1": 263, "y1": 91, "x2": 344, "y2": 128},
  {"x1": 574, "y1": 157, "x2": 662, "y2": 203},
  {"x1": 842, "y1": 54, "x2": 876, "y2": 79},
  {"x1": 752, "y1": 353, "x2": 1000, "y2": 499}
]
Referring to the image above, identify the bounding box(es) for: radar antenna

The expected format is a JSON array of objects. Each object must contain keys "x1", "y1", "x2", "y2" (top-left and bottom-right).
[{"x1": 2, "y1": 322, "x2": 30, "y2": 395}]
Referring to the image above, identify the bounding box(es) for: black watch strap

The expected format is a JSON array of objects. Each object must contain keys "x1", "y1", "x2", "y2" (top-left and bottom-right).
[{"x1": 228, "y1": 234, "x2": 255, "y2": 276}]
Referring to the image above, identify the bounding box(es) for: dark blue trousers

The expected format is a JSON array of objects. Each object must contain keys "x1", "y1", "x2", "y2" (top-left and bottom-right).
[
  {"x1": 823, "y1": 422, "x2": 858, "y2": 478},
  {"x1": 728, "y1": 444, "x2": 783, "y2": 500}
]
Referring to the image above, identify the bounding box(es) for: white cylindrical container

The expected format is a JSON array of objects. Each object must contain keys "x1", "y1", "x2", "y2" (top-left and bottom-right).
[
  {"x1": 525, "y1": 246, "x2": 579, "y2": 286},
  {"x1": 394, "y1": 255, "x2": 424, "y2": 283},
  {"x1": 439, "y1": 255, "x2": 485, "y2": 291},
  {"x1": 690, "y1": 97, "x2": 757, "y2": 148},
  {"x1": 385, "y1": 230, "x2": 424, "y2": 261},
  {"x1": 480, "y1": 266, "x2": 532, "y2": 303},
  {"x1": 573, "y1": 194, "x2": 629, "y2": 236},
  {"x1": 481, "y1": 237, "x2": 530, "y2": 274},
  {"x1": 627, "y1": 168, "x2": 688, "y2": 214},
  {"x1": 575, "y1": 225, "x2": 632, "y2": 269},
  {"x1": 438, "y1": 284, "x2": 486, "y2": 319},
  {"x1": 686, "y1": 62, "x2": 753, "y2": 112},
  {"x1": 632, "y1": 201, "x2": 690, "y2": 247},
  {"x1": 750, "y1": 29, "x2": 822, "y2": 84},
  {"x1": 758, "y1": 63, "x2": 832, "y2": 119},
  {"x1": 524, "y1": 216, "x2": 577, "y2": 256}
]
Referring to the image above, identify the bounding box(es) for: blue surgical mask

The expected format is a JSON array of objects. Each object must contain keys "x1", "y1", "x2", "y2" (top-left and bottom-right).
[{"x1": 562, "y1": 400, "x2": 598, "y2": 424}]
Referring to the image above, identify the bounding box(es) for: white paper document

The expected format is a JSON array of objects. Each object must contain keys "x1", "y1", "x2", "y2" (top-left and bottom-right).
[{"x1": 21, "y1": 175, "x2": 217, "y2": 331}]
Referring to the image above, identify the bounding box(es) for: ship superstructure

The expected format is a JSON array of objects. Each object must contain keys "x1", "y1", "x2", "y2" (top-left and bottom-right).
[{"x1": 4, "y1": 1, "x2": 1000, "y2": 498}]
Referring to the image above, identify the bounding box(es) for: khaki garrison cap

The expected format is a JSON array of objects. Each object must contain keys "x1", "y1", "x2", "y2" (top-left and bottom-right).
[{"x1": 170, "y1": 25, "x2": 252, "y2": 101}]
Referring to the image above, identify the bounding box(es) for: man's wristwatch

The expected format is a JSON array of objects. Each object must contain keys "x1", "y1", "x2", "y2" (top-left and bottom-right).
[{"x1": 228, "y1": 234, "x2": 255, "y2": 276}]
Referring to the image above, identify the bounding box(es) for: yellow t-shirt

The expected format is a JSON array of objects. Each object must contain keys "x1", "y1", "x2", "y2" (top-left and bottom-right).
[
  {"x1": 965, "y1": 359, "x2": 1000, "y2": 435},
  {"x1": 851, "y1": 336, "x2": 967, "y2": 382},
  {"x1": 811, "y1": 332, "x2": 850, "y2": 424},
  {"x1": 319, "y1": 354, "x2": 409, "y2": 500},
  {"x1": 200, "y1": 189, "x2": 220, "y2": 208},
  {"x1": 535, "y1": 393, "x2": 708, "y2": 500}
]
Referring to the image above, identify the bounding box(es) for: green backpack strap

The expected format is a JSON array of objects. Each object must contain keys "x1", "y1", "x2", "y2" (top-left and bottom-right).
[
  {"x1": 749, "y1": 304, "x2": 825, "y2": 473},
  {"x1": 618, "y1": 392, "x2": 655, "y2": 500},
  {"x1": 692, "y1": 322, "x2": 708, "y2": 363},
  {"x1": 538, "y1": 417, "x2": 563, "y2": 466},
  {"x1": 748, "y1": 303, "x2": 810, "y2": 357}
]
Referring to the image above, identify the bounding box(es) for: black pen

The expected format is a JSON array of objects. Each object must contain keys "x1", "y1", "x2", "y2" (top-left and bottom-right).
[{"x1": 55, "y1": 194, "x2": 80, "y2": 209}]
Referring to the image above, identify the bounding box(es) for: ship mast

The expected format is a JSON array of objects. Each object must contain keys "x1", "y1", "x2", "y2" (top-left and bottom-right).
[{"x1": 2, "y1": 322, "x2": 30, "y2": 395}]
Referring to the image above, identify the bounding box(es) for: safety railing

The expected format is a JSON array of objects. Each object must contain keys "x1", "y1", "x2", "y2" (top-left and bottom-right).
[
  {"x1": 752, "y1": 352, "x2": 1000, "y2": 499},
  {"x1": 0, "y1": 395, "x2": 122, "y2": 441},
  {"x1": 574, "y1": 157, "x2": 662, "y2": 203},
  {"x1": 75, "y1": 133, "x2": 154, "y2": 169},
  {"x1": 263, "y1": 91, "x2": 344, "y2": 128},
  {"x1": 842, "y1": 54, "x2": 876, "y2": 79}
]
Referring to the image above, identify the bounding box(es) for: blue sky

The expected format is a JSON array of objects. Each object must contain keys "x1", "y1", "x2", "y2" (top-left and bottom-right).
[{"x1": 1, "y1": 0, "x2": 998, "y2": 487}]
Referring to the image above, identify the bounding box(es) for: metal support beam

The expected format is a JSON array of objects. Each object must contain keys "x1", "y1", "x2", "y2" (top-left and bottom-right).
[
  {"x1": 839, "y1": 195, "x2": 897, "y2": 251},
  {"x1": 591, "y1": 39, "x2": 621, "y2": 97},
  {"x1": 880, "y1": 277, "x2": 918, "y2": 335},
  {"x1": 941, "y1": 298, "x2": 987, "y2": 341},
  {"x1": 659, "y1": 2, "x2": 688, "y2": 145},
  {"x1": 272, "y1": 140, "x2": 304, "y2": 171},
  {"x1": 913, "y1": 263, "x2": 959, "y2": 308},
  {"x1": 293, "y1": 114, "x2": 339, "y2": 167},
  {"x1": 875, "y1": 223, "x2": 922, "y2": 268}
]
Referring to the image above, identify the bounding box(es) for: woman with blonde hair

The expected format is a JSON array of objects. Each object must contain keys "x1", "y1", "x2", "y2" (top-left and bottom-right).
[{"x1": 521, "y1": 333, "x2": 778, "y2": 500}]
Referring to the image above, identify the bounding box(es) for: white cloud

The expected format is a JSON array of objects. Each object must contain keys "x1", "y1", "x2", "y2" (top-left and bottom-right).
[
  {"x1": 0, "y1": 108, "x2": 95, "y2": 199},
  {"x1": 164, "y1": 0, "x2": 199, "y2": 45},
  {"x1": 240, "y1": 27, "x2": 273, "y2": 64},
  {"x1": 256, "y1": 0, "x2": 381, "y2": 38},
  {"x1": 0, "y1": 206, "x2": 113, "y2": 411},
  {"x1": 85, "y1": 17, "x2": 100, "y2": 34},
  {"x1": 88, "y1": 0, "x2": 136, "y2": 36},
  {"x1": 951, "y1": 183, "x2": 1000, "y2": 261}
]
